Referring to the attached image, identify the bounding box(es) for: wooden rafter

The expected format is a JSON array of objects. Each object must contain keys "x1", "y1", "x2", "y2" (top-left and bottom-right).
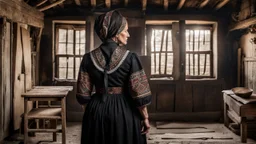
[
  {"x1": 215, "y1": 0, "x2": 229, "y2": 10},
  {"x1": 177, "y1": 0, "x2": 186, "y2": 10},
  {"x1": 91, "y1": 0, "x2": 96, "y2": 7},
  {"x1": 105, "y1": 0, "x2": 111, "y2": 8},
  {"x1": 74, "y1": 0, "x2": 81, "y2": 6},
  {"x1": 199, "y1": 0, "x2": 209, "y2": 8},
  {"x1": 164, "y1": 0, "x2": 168, "y2": 10},
  {"x1": 35, "y1": 0, "x2": 47, "y2": 7},
  {"x1": 142, "y1": 0, "x2": 147, "y2": 11},
  {"x1": 229, "y1": 17, "x2": 256, "y2": 31},
  {"x1": 39, "y1": 0, "x2": 65, "y2": 11},
  {"x1": 124, "y1": 0, "x2": 128, "y2": 6}
]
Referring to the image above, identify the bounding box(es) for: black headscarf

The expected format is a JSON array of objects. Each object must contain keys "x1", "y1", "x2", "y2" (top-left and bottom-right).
[{"x1": 94, "y1": 10, "x2": 127, "y2": 42}]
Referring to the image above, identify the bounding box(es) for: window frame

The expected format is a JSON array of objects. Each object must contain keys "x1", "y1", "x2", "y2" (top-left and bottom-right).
[
  {"x1": 185, "y1": 25, "x2": 214, "y2": 79},
  {"x1": 146, "y1": 23, "x2": 215, "y2": 80},
  {"x1": 54, "y1": 23, "x2": 86, "y2": 80},
  {"x1": 146, "y1": 25, "x2": 173, "y2": 78}
]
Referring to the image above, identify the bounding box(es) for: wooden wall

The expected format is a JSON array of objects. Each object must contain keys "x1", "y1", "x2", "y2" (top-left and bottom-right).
[
  {"x1": 232, "y1": 0, "x2": 256, "y2": 94},
  {"x1": 40, "y1": 10, "x2": 235, "y2": 122},
  {"x1": 0, "y1": 0, "x2": 44, "y2": 141},
  {"x1": 240, "y1": 33, "x2": 256, "y2": 91},
  {"x1": 148, "y1": 80, "x2": 224, "y2": 121}
]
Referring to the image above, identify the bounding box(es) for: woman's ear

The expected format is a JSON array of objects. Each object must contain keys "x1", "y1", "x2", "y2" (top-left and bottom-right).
[{"x1": 112, "y1": 36, "x2": 118, "y2": 43}]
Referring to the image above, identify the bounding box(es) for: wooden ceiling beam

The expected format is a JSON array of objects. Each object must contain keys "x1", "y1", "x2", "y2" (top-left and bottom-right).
[
  {"x1": 215, "y1": 0, "x2": 229, "y2": 10},
  {"x1": 74, "y1": 0, "x2": 81, "y2": 6},
  {"x1": 229, "y1": 17, "x2": 256, "y2": 31},
  {"x1": 91, "y1": 0, "x2": 96, "y2": 7},
  {"x1": 177, "y1": 0, "x2": 186, "y2": 10},
  {"x1": 164, "y1": 0, "x2": 168, "y2": 10},
  {"x1": 105, "y1": 0, "x2": 111, "y2": 9},
  {"x1": 35, "y1": 0, "x2": 47, "y2": 7},
  {"x1": 39, "y1": 0, "x2": 65, "y2": 11},
  {"x1": 142, "y1": 0, "x2": 147, "y2": 11},
  {"x1": 124, "y1": 0, "x2": 128, "y2": 7},
  {"x1": 199, "y1": 0, "x2": 209, "y2": 8}
]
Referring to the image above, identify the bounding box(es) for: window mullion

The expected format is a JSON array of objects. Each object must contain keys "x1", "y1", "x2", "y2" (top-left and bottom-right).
[
  {"x1": 73, "y1": 29, "x2": 76, "y2": 79},
  {"x1": 203, "y1": 54, "x2": 207, "y2": 75},
  {"x1": 188, "y1": 30, "x2": 191, "y2": 75},
  {"x1": 198, "y1": 30, "x2": 200, "y2": 75},
  {"x1": 193, "y1": 30, "x2": 195, "y2": 76},
  {"x1": 66, "y1": 29, "x2": 68, "y2": 79},
  {"x1": 159, "y1": 30, "x2": 165, "y2": 74},
  {"x1": 210, "y1": 29, "x2": 213, "y2": 77},
  {"x1": 165, "y1": 30, "x2": 168, "y2": 75},
  {"x1": 154, "y1": 30, "x2": 156, "y2": 74}
]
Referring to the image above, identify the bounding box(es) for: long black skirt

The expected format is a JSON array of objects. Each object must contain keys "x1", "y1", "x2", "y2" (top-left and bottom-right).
[{"x1": 81, "y1": 93, "x2": 147, "y2": 144}]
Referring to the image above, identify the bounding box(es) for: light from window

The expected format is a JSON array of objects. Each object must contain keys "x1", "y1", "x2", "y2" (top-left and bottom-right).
[
  {"x1": 185, "y1": 29, "x2": 212, "y2": 77},
  {"x1": 56, "y1": 27, "x2": 86, "y2": 80},
  {"x1": 151, "y1": 29, "x2": 173, "y2": 77}
]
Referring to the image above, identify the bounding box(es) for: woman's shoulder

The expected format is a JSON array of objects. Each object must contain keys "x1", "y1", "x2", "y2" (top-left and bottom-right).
[{"x1": 82, "y1": 52, "x2": 91, "y2": 59}]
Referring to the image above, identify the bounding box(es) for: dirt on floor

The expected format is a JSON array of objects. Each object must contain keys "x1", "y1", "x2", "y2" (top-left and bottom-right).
[{"x1": 2, "y1": 122, "x2": 256, "y2": 144}]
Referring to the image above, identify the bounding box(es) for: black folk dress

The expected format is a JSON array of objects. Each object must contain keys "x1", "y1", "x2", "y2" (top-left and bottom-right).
[{"x1": 76, "y1": 41, "x2": 152, "y2": 144}]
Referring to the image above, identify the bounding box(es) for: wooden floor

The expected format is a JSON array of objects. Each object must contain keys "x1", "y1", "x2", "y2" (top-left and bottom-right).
[{"x1": 3, "y1": 122, "x2": 256, "y2": 144}]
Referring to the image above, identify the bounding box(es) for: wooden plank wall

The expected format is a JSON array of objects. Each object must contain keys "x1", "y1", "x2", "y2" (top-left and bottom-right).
[
  {"x1": 0, "y1": 18, "x2": 13, "y2": 141},
  {"x1": 244, "y1": 57, "x2": 256, "y2": 92},
  {"x1": 148, "y1": 80, "x2": 224, "y2": 121},
  {"x1": 13, "y1": 24, "x2": 25, "y2": 130},
  {"x1": 2, "y1": 20, "x2": 12, "y2": 139}
]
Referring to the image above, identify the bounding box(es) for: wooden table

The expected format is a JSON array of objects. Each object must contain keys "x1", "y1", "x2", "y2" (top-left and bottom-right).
[
  {"x1": 22, "y1": 86, "x2": 73, "y2": 144},
  {"x1": 222, "y1": 90, "x2": 256, "y2": 143}
]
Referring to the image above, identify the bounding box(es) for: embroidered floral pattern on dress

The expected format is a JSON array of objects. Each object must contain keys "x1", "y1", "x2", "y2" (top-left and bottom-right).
[
  {"x1": 130, "y1": 70, "x2": 151, "y2": 98},
  {"x1": 91, "y1": 47, "x2": 128, "y2": 73},
  {"x1": 77, "y1": 71, "x2": 92, "y2": 96}
]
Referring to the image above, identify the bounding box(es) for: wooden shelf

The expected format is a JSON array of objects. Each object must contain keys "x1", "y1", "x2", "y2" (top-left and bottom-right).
[{"x1": 28, "y1": 108, "x2": 61, "y2": 119}]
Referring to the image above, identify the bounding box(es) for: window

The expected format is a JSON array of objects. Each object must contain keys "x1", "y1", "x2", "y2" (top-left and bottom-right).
[
  {"x1": 55, "y1": 24, "x2": 86, "y2": 80},
  {"x1": 146, "y1": 23, "x2": 215, "y2": 80},
  {"x1": 185, "y1": 26, "x2": 213, "y2": 78},
  {"x1": 147, "y1": 26, "x2": 173, "y2": 78}
]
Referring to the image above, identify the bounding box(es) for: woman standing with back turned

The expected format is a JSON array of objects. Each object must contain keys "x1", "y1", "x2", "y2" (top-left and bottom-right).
[{"x1": 76, "y1": 10, "x2": 152, "y2": 144}]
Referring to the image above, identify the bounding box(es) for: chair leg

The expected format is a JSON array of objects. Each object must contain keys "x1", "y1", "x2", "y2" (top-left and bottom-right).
[{"x1": 51, "y1": 119, "x2": 57, "y2": 141}]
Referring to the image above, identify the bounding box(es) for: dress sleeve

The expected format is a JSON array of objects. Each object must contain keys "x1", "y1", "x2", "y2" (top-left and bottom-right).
[
  {"x1": 129, "y1": 53, "x2": 152, "y2": 108},
  {"x1": 76, "y1": 54, "x2": 93, "y2": 105}
]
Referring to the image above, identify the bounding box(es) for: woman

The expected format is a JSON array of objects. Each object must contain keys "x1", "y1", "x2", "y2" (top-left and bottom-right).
[{"x1": 76, "y1": 10, "x2": 152, "y2": 144}]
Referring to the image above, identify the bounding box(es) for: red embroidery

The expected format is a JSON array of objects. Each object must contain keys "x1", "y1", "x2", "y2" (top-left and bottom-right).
[
  {"x1": 77, "y1": 71, "x2": 92, "y2": 96},
  {"x1": 130, "y1": 70, "x2": 151, "y2": 98}
]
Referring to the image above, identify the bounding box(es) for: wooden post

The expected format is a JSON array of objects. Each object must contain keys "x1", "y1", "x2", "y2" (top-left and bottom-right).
[
  {"x1": 223, "y1": 93, "x2": 229, "y2": 127},
  {"x1": 240, "y1": 117, "x2": 247, "y2": 143},
  {"x1": 179, "y1": 20, "x2": 186, "y2": 81},
  {"x1": 172, "y1": 22, "x2": 180, "y2": 80},
  {"x1": 24, "y1": 98, "x2": 28, "y2": 144},
  {"x1": 61, "y1": 97, "x2": 66, "y2": 144},
  {"x1": 238, "y1": 48, "x2": 241, "y2": 86},
  {"x1": 36, "y1": 28, "x2": 43, "y2": 86}
]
